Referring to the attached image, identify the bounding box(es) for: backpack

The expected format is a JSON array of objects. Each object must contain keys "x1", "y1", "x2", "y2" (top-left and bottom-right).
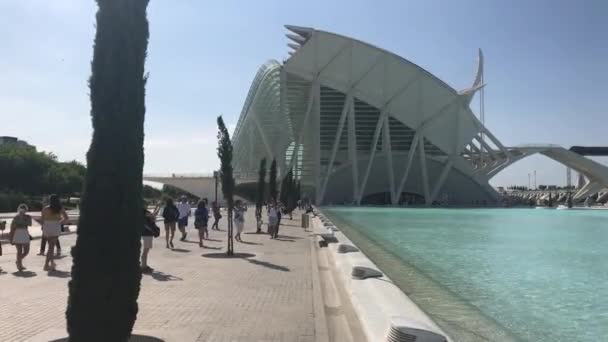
[{"x1": 144, "y1": 216, "x2": 161, "y2": 238}]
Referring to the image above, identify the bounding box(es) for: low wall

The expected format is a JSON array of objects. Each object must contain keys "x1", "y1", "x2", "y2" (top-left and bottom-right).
[{"x1": 312, "y1": 214, "x2": 451, "y2": 342}]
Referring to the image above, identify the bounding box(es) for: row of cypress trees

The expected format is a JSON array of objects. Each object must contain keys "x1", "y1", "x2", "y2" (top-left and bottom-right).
[{"x1": 66, "y1": 1, "x2": 302, "y2": 339}]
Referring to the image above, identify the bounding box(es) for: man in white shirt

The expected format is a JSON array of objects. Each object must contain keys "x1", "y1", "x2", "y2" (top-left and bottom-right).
[{"x1": 176, "y1": 196, "x2": 191, "y2": 241}]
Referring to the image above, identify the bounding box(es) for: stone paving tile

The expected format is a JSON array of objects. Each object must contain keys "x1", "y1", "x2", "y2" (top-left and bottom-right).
[{"x1": 0, "y1": 209, "x2": 317, "y2": 342}]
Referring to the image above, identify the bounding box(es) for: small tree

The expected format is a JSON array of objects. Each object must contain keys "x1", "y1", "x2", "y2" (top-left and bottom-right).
[
  {"x1": 279, "y1": 169, "x2": 292, "y2": 206},
  {"x1": 217, "y1": 116, "x2": 235, "y2": 255},
  {"x1": 296, "y1": 180, "x2": 302, "y2": 208},
  {"x1": 67, "y1": 0, "x2": 149, "y2": 340},
  {"x1": 269, "y1": 158, "x2": 278, "y2": 202},
  {"x1": 255, "y1": 158, "x2": 267, "y2": 233}
]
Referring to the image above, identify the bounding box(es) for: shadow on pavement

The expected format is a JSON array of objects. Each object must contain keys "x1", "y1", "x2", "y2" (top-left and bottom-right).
[
  {"x1": 47, "y1": 269, "x2": 71, "y2": 278},
  {"x1": 12, "y1": 270, "x2": 37, "y2": 278},
  {"x1": 247, "y1": 259, "x2": 290, "y2": 272},
  {"x1": 202, "y1": 252, "x2": 256, "y2": 259},
  {"x1": 51, "y1": 335, "x2": 166, "y2": 342},
  {"x1": 238, "y1": 240, "x2": 262, "y2": 245},
  {"x1": 204, "y1": 238, "x2": 222, "y2": 242},
  {"x1": 201, "y1": 245, "x2": 222, "y2": 250},
  {"x1": 275, "y1": 235, "x2": 302, "y2": 240},
  {"x1": 170, "y1": 248, "x2": 190, "y2": 253},
  {"x1": 146, "y1": 271, "x2": 183, "y2": 282},
  {"x1": 274, "y1": 238, "x2": 295, "y2": 242},
  {"x1": 244, "y1": 232, "x2": 267, "y2": 235}
]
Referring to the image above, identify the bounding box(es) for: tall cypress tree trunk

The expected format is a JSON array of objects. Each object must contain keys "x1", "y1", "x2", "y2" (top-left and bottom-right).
[{"x1": 67, "y1": 1, "x2": 149, "y2": 341}]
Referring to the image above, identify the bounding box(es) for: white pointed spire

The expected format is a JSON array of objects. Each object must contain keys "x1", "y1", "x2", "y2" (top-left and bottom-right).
[
  {"x1": 459, "y1": 48, "x2": 486, "y2": 104},
  {"x1": 284, "y1": 25, "x2": 313, "y2": 38}
]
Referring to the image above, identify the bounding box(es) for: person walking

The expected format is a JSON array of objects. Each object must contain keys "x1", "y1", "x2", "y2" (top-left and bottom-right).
[
  {"x1": 176, "y1": 196, "x2": 191, "y2": 241},
  {"x1": 274, "y1": 202, "x2": 283, "y2": 239},
  {"x1": 141, "y1": 205, "x2": 161, "y2": 273},
  {"x1": 267, "y1": 202, "x2": 278, "y2": 239},
  {"x1": 233, "y1": 200, "x2": 247, "y2": 242},
  {"x1": 194, "y1": 200, "x2": 209, "y2": 247},
  {"x1": 211, "y1": 201, "x2": 221, "y2": 230},
  {"x1": 10, "y1": 204, "x2": 33, "y2": 271},
  {"x1": 40, "y1": 195, "x2": 68, "y2": 271},
  {"x1": 162, "y1": 198, "x2": 179, "y2": 249}
]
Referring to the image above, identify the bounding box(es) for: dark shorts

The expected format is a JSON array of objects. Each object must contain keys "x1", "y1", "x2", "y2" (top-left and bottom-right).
[{"x1": 178, "y1": 216, "x2": 188, "y2": 227}]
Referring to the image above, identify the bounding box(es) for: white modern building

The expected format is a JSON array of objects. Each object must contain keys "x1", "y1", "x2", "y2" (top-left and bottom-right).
[{"x1": 231, "y1": 26, "x2": 608, "y2": 206}]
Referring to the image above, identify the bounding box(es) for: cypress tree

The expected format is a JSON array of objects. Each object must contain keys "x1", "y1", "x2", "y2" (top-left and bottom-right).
[
  {"x1": 255, "y1": 158, "x2": 267, "y2": 233},
  {"x1": 67, "y1": 1, "x2": 149, "y2": 341},
  {"x1": 279, "y1": 169, "x2": 291, "y2": 205},
  {"x1": 217, "y1": 116, "x2": 235, "y2": 255},
  {"x1": 269, "y1": 158, "x2": 278, "y2": 202},
  {"x1": 296, "y1": 180, "x2": 302, "y2": 205}
]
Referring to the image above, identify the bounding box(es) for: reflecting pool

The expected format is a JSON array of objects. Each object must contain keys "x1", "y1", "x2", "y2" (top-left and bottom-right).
[{"x1": 323, "y1": 207, "x2": 608, "y2": 342}]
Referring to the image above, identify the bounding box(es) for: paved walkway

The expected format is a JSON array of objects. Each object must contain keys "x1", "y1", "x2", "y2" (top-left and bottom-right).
[{"x1": 0, "y1": 208, "x2": 323, "y2": 342}]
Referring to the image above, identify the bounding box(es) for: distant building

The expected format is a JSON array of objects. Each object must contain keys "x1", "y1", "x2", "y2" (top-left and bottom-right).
[
  {"x1": 230, "y1": 25, "x2": 608, "y2": 205},
  {"x1": 0, "y1": 136, "x2": 34, "y2": 149}
]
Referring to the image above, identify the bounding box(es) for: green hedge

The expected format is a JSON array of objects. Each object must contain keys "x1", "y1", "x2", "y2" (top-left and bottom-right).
[{"x1": 0, "y1": 193, "x2": 44, "y2": 213}]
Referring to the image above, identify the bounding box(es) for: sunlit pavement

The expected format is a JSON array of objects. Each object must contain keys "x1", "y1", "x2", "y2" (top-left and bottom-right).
[{"x1": 0, "y1": 209, "x2": 320, "y2": 342}]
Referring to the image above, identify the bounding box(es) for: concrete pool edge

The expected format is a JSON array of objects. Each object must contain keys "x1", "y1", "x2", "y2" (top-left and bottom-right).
[{"x1": 312, "y1": 213, "x2": 452, "y2": 342}]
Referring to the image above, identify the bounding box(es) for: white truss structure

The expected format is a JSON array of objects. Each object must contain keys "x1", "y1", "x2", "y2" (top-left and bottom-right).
[{"x1": 231, "y1": 26, "x2": 608, "y2": 205}]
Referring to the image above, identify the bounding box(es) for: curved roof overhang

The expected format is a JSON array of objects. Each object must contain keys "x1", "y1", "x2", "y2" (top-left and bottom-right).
[{"x1": 283, "y1": 26, "x2": 483, "y2": 157}]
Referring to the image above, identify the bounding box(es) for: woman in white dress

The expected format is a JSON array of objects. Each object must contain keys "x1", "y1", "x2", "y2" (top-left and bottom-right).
[
  {"x1": 10, "y1": 204, "x2": 32, "y2": 271},
  {"x1": 233, "y1": 200, "x2": 247, "y2": 242},
  {"x1": 267, "y1": 203, "x2": 278, "y2": 239},
  {"x1": 40, "y1": 195, "x2": 68, "y2": 271}
]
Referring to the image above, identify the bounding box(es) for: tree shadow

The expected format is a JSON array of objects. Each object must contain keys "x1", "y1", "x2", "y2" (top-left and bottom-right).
[
  {"x1": 201, "y1": 245, "x2": 222, "y2": 250},
  {"x1": 51, "y1": 335, "x2": 166, "y2": 342},
  {"x1": 170, "y1": 248, "x2": 190, "y2": 253},
  {"x1": 247, "y1": 259, "x2": 290, "y2": 272},
  {"x1": 47, "y1": 269, "x2": 71, "y2": 278},
  {"x1": 12, "y1": 270, "x2": 37, "y2": 278},
  {"x1": 238, "y1": 240, "x2": 262, "y2": 245},
  {"x1": 202, "y1": 252, "x2": 256, "y2": 259},
  {"x1": 146, "y1": 270, "x2": 183, "y2": 282}
]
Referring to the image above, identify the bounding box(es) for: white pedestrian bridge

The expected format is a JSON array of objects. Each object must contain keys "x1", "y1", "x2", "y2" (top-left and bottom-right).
[
  {"x1": 143, "y1": 173, "x2": 259, "y2": 202},
  {"x1": 482, "y1": 145, "x2": 608, "y2": 201}
]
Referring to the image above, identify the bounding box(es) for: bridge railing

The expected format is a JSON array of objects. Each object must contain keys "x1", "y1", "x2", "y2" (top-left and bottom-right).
[
  {"x1": 144, "y1": 173, "x2": 215, "y2": 178},
  {"x1": 143, "y1": 172, "x2": 258, "y2": 180}
]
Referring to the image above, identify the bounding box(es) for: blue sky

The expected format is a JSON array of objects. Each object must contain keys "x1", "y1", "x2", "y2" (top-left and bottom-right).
[{"x1": 1, "y1": 0, "x2": 606, "y2": 187}]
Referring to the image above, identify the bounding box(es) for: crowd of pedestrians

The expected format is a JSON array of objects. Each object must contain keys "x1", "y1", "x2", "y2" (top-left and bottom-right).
[
  {"x1": 1, "y1": 194, "x2": 303, "y2": 275},
  {"x1": 0, "y1": 194, "x2": 69, "y2": 272}
]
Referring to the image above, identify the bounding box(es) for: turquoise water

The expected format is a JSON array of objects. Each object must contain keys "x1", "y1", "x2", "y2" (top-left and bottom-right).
[{"x1": 323, "y1": 207, "x2": 608, "y2": 342}]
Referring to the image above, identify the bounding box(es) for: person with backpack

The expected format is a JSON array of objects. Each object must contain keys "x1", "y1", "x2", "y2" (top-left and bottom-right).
[
  {"x1": 194, "y1": 200, "x2": 209, "y2": 247},
  {"x1": 142, "y1": 205, "x2": 161, "y2": 274},
  {"x1": 162, "y1": 198, "x2": 179, "y2": 249}
]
